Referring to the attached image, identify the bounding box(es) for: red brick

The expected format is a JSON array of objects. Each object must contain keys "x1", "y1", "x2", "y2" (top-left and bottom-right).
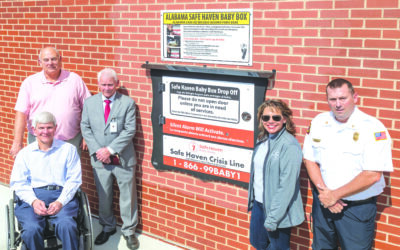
[
  {"x1": 318, "y1": 67, "x2": 346, "y2": 76},
  {"x1": 363, "y1": 98, "x2": 394, "y2": 109},
  {"x1": 306, "y1": 1, "x2": 333, "y2": 9},
  {"x1": 205, "y1": 232, "x2": 226, "y2": 244},
  {"x1": 265, "y1": 11, "x2": 289, "y2": 19},
  {"x1": 351, "y1": 29, "x2": 381, "y2": 38},
  {"x1": 320, "y1": 10, "x2": 349, "y2": 18},
  {"x1": 381, "y1": 70, "x2": 400, "y2": 80},
  {"x1": 379, "y1": 109, "x2": 400, "y2": 120},
  {"x1": 278, "y1": 20, "x2": 303, "y2": 28},
  {"x1": 290, "y1": 65, "x2": 316, "y2": 74},
  {"x1": 291, "y1": 10, "x2": 318, "y2": 18},
  {"x1": 277, "y1": 37, "x2": 302, "y2": 46},
  {"x1": 381, "y1": 50, "x2": 400, "y2": 59},
  {"x1": 335, "y1": 0, "x2": 364, "y2": 8},
  {"x1": 305, "y1": 19, "x2": 332, "y2": 27},
  {"x1": 264, "y1": 46, "x2": 290, "y2": 54},
  {"x1": 348, "y1": 49, "x2": 379, "y2": 58},
  {"x1": 366, "y1": 19, "x2": 398, "y2": 29},
  {"x1": 321, "y1": 29, "x2": 349, "y2": 38},
  {"x1": 277, "y1": 55, "x2": 302, "y2": 64},
  {"x1": 196, "y1": 236, "x2": 216, "y2": 248},
  {"x1": 384, "y1": 9, "x2": 400, "y2": 18},
  {"x1": 318, "y1": 48, "x2": 347, "y2": 57},
  {"x1": 332, "y1": 58, "x2": 361, "y2": 67},
  {"x1": 351, "y1": 9, "x2": 382, "y2": 18},
  {"x1": 348, "y1": 68, "x2": 378, "y2": 78},
  {"x1": 367, "y1": 0, "x2": 398, "y2": 8},
  {"x1": 293, "y1": 47, "x2": 318, "y2": 56},
  {"x1": 292, "y1": 29, "x2": 318, "y2": 37},
  {"x1": 383, "y1": 30, "x2": 400, "y2": 39},
  {"x1": 363, "y1": 59, "x2": 394, "y2": 69},
  {"x1": 265, "y1": 28, "x2": 289, "y2": 36}
]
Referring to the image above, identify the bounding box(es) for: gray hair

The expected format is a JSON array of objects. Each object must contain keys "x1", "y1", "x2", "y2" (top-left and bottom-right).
[
  {"x1": 97, "y1": 68, "x2": 118, "y2": 83},
  {"x1": 38, "y1": 47, "x2": 60, "y2": 62},
  {"x1": 32, "y1": 111, "x2": 57, "y2": 128}
]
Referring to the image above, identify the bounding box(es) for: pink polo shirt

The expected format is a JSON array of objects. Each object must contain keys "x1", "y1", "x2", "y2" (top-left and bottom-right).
[{"x1": 15, "y1": 69, "x2": 91, "y2": 141}]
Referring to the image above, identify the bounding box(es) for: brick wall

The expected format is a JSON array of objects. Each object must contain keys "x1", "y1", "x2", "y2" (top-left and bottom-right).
[{"x1": 0, "y1": 0, "x2": 399, "y2": 249}]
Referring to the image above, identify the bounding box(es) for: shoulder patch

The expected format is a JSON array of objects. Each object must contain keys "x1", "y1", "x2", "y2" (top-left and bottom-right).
[{"x1": 374, "y1": 131, "x2": 387, "y2": 141}]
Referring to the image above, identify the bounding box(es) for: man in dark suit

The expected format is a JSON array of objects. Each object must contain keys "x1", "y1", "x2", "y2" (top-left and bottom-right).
[{"x1": 81, "y1": 68, "x2": 139, "y2": 249}]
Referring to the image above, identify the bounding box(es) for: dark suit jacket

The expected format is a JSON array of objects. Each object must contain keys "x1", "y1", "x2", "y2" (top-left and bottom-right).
[{"x1": 81, "y1": 92, "x2": 137, "y2": 168}]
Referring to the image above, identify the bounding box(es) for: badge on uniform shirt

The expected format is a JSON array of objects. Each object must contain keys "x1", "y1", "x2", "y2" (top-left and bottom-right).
[
  {"x1": 110, "y1": 120, "x2": 118, "y2": 133},
  {"x1": 374, "y1": 131, "x2": 387, "y2": 141},
  {"x1": 353, "y1": 132, "x2": 359, "y2": 141},
  {"x1": 312, "y1": 138, "x2": 321, "y2": 143}
]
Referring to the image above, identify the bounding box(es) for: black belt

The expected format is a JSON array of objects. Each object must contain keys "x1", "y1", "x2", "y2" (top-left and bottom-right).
[
  {"x1": 343, "y1": 196, "x2": 377, "y2": 206},
  {"x1": 36, "y1": 185, "x2": 62, "y2": 190}
]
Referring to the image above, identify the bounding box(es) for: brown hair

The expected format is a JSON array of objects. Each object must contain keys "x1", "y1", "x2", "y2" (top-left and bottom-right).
[
  {"x1": 326, "y1": 78, "x2": 355, "y2": 95},
  {"x1": 257, "y1": 99, "x2": 296, "y2": 140}
]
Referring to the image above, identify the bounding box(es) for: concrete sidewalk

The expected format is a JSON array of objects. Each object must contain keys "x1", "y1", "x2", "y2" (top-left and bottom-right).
[{"x1": 0, "y1": 184, "x2": 183, "y2": 250}]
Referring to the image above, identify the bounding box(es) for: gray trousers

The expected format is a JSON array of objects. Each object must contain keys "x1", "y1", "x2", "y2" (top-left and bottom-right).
[{"x1": 93, "y1": 164, "x2": 138, "y2": 236}]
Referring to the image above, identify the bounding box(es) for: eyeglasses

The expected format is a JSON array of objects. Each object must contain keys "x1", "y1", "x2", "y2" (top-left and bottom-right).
[{"x1": 261, "y1": 115, "x2": 282, "y2": 122}]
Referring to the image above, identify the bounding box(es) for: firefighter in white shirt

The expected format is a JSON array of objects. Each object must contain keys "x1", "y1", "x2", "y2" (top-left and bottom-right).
[{"x1": 303, "y1": 78, "x2": 393, "y2": 250}]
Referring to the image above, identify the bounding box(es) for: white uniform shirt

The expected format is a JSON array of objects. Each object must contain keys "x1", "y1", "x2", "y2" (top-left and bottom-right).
[{"x1": 303, "y1": 107, "x2": 393, "y2": 201}]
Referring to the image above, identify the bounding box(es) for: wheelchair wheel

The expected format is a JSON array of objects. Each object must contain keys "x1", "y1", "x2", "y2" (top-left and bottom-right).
[
  {"x1": 6, "y1": 199, "x2": 16, "y2": 250},
  {"x1": 78, "y1": 191, "x2": 94, "y2": 250}
]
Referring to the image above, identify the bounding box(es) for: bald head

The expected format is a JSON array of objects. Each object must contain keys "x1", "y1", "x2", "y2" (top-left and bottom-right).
[{"x1": 38, "y1": 47, "x2": 62, "y2": 80}]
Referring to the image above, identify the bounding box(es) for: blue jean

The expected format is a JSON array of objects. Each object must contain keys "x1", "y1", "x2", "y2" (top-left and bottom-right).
[
  {"x1": 15, "y1": 188, "x2": 79, "y2": 250},
  {"x1": 250, "y1": 201, "x2": 291, "y2": 250}
]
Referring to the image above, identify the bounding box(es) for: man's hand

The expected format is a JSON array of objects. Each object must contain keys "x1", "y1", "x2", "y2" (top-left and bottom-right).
[
  {"x1": 80, "y1": 138, "x2": 88, "y2": 151},
  {"x1": 96, "y1": 147, "x2": 111, "y2": 163},
  {"x1": 32, "y1": 199, "x2": 48, "y2": 216},
  {"x1": 47, "y1": 201, "x2": 63, "y2": 215},
  {"x1": 328, "y1": 200, "x2": 347, "y2": 214},
  {"x1": 10, "y1": 141, "x2": 23, "y2": 158},
  {"x1": 317, "y1": 184, "x2": 339, "y2": 208}
]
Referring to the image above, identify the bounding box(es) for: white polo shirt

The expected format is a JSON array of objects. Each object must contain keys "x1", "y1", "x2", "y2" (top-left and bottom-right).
[{"x1": 303, "y1": 107, "x2": 393, "y2": 201}]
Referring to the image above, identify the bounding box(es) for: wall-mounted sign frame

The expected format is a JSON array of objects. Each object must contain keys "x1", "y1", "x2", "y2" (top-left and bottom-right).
[
  {"x1": 161, "y1": 9, "x2": 253, "y2": 66},
  {"x1": 143, "y1": 63, "x2": 275, "y2": 187}
]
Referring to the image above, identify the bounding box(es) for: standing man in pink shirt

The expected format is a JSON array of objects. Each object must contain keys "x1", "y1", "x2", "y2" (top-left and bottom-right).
[{"x1": 10, "y1": 47, "x2": 91, "y2": 157}]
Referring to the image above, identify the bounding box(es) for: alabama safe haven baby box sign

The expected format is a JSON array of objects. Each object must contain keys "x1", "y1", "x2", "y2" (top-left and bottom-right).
[{"x1": 161, "y1": 9, "x2": 253, "y2": 66}]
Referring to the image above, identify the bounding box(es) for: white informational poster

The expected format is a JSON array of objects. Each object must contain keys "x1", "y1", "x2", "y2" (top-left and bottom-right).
[
  {"x1": 161, "y1": 9, "x2": 253, "y2": 66},
  {"x1": 162, "y1": 76, "x2": 255, "y2": 182}
]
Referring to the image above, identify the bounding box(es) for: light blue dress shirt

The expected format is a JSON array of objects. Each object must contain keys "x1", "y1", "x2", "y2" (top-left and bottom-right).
[{"x1": 10, "y1": 139, "x2": 82, "y2": 206}]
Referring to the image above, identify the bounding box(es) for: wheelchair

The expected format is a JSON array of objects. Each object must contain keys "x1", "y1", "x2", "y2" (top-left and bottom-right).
[{"x1": 5, "y1": 188, "x2": 94, "y2": 250}]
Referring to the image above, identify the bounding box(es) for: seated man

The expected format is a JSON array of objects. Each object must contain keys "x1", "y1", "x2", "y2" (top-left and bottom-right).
[{"x1": 10, "y1": 111, "x2": 82, "y2": 250}]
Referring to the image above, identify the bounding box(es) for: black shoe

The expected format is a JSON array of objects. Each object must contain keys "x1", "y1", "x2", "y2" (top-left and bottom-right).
[
  {"x1": 94, "y1": 229, "x2": 117, "y2": 245},
  {"x1": 124, "y1": 234, "x2": 140, "y2": 250}
]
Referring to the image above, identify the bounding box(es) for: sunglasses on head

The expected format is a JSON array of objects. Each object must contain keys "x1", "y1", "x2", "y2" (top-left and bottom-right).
[{"x1": 261, "y1": 115, "x2": 282, "y2": 122}]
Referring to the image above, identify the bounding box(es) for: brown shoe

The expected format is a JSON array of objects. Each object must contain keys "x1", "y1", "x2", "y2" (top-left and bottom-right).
[{"x1": 124, "y1": 234, "x2": 140, "y2": 250}]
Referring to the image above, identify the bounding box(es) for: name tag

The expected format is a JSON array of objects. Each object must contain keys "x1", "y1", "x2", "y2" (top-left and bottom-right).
[{"x1": 110, "y1": 120, "x2": 118, "y2": 133}]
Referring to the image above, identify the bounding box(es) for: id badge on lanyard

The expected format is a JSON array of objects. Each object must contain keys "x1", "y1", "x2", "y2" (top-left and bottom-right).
[{"x1": 110, "y1": 118, "x2": 118, "y2": 133}]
